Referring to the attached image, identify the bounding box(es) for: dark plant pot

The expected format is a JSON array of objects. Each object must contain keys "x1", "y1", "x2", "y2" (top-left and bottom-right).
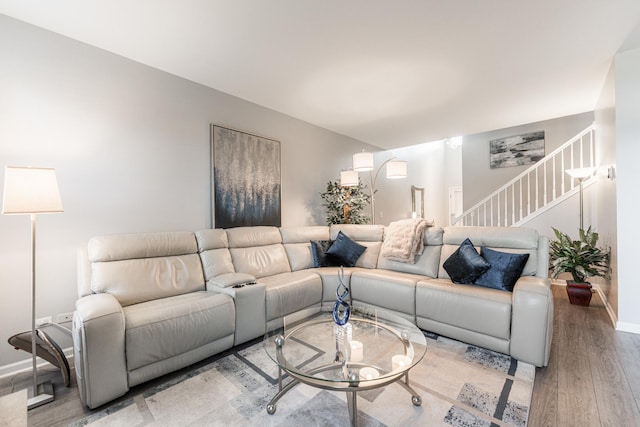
[{"x1": 566, "y1": 281, "x2": 592, "y2": 306}]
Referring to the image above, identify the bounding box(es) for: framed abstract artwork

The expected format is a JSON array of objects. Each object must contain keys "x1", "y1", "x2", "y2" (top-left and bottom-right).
[
  {"x1": 489, "y1": 131, "x2": 545, "y2": 169},
  {"x1": 211, "y1": 125, "x2": 281, "y2": 228}
]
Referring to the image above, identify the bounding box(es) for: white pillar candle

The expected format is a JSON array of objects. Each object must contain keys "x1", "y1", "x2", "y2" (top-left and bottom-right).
[
  {"x1": 350, "y1": 340, "x2": 364, "y2": 362},
  {"x1": 391, "y1": 354, "x2": 412, "y2": 371},
  {"x1": 359, "y1": 367, "x2": 380, "y2": 380}
]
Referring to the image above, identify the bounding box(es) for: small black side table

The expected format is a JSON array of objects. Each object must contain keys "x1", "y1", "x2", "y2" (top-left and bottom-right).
[{"x1": 8, "y1": 323, "x2": 72, "y2": 387}]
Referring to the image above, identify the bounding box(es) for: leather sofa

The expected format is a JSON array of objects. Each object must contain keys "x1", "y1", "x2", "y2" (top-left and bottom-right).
[{"x1": 72, "y1": 224, "x2": 553, "y2": 408}]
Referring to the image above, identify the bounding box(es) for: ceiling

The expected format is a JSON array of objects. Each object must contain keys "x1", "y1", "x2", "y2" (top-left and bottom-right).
[{"x1": 2, "y1": 1, "x2": 640, "y2": 149}]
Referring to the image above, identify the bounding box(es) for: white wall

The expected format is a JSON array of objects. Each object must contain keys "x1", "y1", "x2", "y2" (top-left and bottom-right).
[
  {"x1": 0, "y1": 15, "x2": 377, "y2": 367},
  {"x1": 594, "y1": 61, "x2": 618, "y2": 315},
  {"x1": 372, "y1": 140, "x2": 455, "y2": 227},
  {"x1": 614, "y1": 47, "x2": 640, "y2": 331}
]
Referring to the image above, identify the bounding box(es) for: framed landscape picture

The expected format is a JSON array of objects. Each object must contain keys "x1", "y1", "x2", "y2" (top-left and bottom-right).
[
  {"x1": 211, "y1": 125, "x2": 281, "y2": 228},
  {"x1": 489, "y1": 131, "x2": 545, "y2": 169}
]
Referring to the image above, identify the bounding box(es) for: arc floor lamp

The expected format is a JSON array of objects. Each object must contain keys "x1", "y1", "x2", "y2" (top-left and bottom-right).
[
  {"x1": 2, "y1": 165, "x2": 64, "y2": 409},
  {"x1": 341, "y1": 151, "x2": 407, "y2": 224}
]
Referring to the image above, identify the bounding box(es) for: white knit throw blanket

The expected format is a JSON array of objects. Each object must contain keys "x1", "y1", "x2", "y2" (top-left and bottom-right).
[{"x1": 381, "y1": 218, "x2": 434, "y2": 263}]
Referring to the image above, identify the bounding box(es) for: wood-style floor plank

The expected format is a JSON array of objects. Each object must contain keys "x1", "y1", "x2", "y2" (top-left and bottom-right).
[
  {"x1": 556, "y1": 289, "x2": 601, "y2": 426},
  {"x1": 614, "y1": 331, "x2": 640, "y2": 409},
  {"x1": 584, "y1": 295, "x2": 640, "y2": 426},
  {"x1": 530, "y1": 286, "x2": 640, "y2": 427}
]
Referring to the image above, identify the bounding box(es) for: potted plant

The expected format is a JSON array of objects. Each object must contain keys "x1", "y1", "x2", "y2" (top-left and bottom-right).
[
  {"x1": 549, "y1": 227, "x2": 610, "y2": 306},
  {"x1": 320, "y1": 179, "x2": 371, "y2": 225}
]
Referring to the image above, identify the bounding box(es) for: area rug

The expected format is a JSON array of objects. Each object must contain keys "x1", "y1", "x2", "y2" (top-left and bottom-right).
[{"x1": 70, "y1": 332, "x2": 534, "y2": 426}]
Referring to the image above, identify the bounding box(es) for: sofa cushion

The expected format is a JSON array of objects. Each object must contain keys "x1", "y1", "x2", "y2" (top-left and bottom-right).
[
  {"x1": 123, "y1": 291, "x2": 235, "y2": 371},
  {"x1": 91, "y1": 254, "x2": 205, "y2": 307},
  {"x1": 194, "y1": 229, "x2": 229, "y2": 251},
  {"x1": 88, "y1": 231, "x2": 198, "y2": 262},
  {"x1": 442, "y1": 238, "x2": 490, "y2": 284},
  {"x1": 259, "y1": 270, "x2": 323, "y2": 321},
  {"x1": 226, "y1": 226, "x2": 282, "y2": 248},
  {"x1": 475, "y1": 247, "x2": 529, "y2": 291},
  {"x1": 327, "y1": 231, "x2": 366, "y2": 267},
  {"x1": 330, "y1": 224, "x2": 384, "y2": 242},
  {"x1": 350, "y1": 269, "x2": 422, "y2": 317},
  {"x1": 416, "y1": 278, "x2": 512, "y2": 340},
  {"x1": 230, "y1": 244, "x2": 291, "y2": 279},
  {"x1": 199, "y1": 248, "x2": 235, "y2": 279},
  {"x1": 377, "y1": 245, "x2": 441, "y2": 278},
  {"x1": 310, "y1": 240, "x2": 340, "y2": 267},
  {"x1": 440, "y1": 226, "x2": 539, "y2": 277},
  {"x1": 281, "y1": 226, "x2": 330, "y2": 271},
  {"x1": 354, "y1": 241, "x2": 382, "y2": 269}
]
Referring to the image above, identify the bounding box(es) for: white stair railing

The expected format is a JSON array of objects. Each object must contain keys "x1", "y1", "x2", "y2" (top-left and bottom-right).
[{"x1": 454, "y1": 124, "x2": 596, "y2": 227}]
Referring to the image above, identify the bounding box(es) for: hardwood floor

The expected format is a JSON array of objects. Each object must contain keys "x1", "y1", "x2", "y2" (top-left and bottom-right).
[
  {"x1": 529, "y1": 285, "x2": 640, "y2": 426},
  {"x1": 2, "y1": 284, "x2": 639, "y2": 426}
]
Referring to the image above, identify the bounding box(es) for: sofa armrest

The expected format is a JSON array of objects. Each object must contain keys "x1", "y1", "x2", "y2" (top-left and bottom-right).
[
  {"x1": 72, "y1": 293, "x2": 128, "y2": 408},
  {"x1": 207, "y1": 281, "x2": 265, "y2": 345},
  {"x1": 510, "y1": 276, "x2": 553, "y2": 367}
]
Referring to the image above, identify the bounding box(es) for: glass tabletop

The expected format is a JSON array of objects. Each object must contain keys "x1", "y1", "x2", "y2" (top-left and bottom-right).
[{"x1": 264, "y1": 306, "x2": 427, "y2": 388}]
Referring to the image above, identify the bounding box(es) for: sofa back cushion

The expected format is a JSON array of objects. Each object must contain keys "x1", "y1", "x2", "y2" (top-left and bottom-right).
[
  {"x1": 438, "y1": 226, "x2": 540, "y2": 280},
  {"x1": 195, "y1": 229, "x2": 235, "y2": 281},
  {"x1": 88, "y1": 231, "x2": 205, "y2": 307},
  {"x1": 280, "y1": 226, "x2": 330, "y2": 271},
  {"x1": 329, "y1": 225, "x2": 384, "y2": 269},
  {"x1": 377, "y1": 227, "x2": 443, "y2": 277},
  {"x1": 226, "y1": 226, "x2": 291, "y2": 278}
]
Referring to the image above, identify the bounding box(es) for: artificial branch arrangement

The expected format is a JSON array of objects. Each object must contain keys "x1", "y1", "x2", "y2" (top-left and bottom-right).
[{"x1": 320, "y1": 179, "x2": 371, "y2": 225}]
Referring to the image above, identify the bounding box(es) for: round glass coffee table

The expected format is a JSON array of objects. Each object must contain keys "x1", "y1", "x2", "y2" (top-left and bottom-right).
[{"x1": 264, "y1": 306, "x2": 427, "y2": 427}]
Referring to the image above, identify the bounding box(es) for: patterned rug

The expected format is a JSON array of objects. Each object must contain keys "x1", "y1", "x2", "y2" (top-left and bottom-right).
[{"x1": 71, "y1": 332, "x2": 534, "y2": 426}]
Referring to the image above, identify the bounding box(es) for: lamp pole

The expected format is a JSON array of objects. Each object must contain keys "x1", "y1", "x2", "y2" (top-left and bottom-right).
[
  {"x1": 577, "y1": 177, "x2": 585, "y2": 230},
  {"x1": 366, "y1": 157, "x2": 396, "y2": 225}
]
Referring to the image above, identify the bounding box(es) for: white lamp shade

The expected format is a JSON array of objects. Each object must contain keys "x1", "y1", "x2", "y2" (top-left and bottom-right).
[
  {"x1": 340, "y1": 170, "x2": 359, "y2": 187},
  {"x1": 565, "y1": 167, "x2": 595, "y2": 180},
  {"x1": 386, "y1": 161, "x2": 407, "y2": 179},
  {"x1": 2, "y1": 166, "x2": 64, "y2": 214},
  {"x1": 353, "y1": 152, "x2": 374, "y2": 172}
]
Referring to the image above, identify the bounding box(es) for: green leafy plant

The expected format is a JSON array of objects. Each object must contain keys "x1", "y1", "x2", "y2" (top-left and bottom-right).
[
  {"x1": 320, "y1": 179, "x2": 371, "y2": 225},
  {"x1": 549, "y1": 227, "x2": 610, "y2": 283}
]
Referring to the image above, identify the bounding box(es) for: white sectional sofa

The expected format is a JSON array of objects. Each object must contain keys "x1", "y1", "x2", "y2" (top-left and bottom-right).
[{"x1": 73, "y1": 224, "x2": 553, "y2": 408}]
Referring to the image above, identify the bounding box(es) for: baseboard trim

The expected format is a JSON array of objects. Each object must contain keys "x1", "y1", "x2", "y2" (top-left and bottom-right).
[
  {"x1": 615, "y1": 321, "x2": 640, "y2": 334},
  {"x1": 592, "y1": 284, "x2": 619, "y2": 329},
  {"x1": 0, "y1": 347, "x2": 73, "y2": 380}
]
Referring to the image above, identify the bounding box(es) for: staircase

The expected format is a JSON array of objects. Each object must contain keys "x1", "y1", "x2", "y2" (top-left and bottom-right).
[{"x1": 454, "y1": 124, "x2": 596, "y2": 227}]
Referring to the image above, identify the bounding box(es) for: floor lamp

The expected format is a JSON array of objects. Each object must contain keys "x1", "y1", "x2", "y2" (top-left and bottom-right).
[
  {"x1": 351, "y1": 151, "x2": 407, "y2": 224},
  {"x1": 565, "y1": 167, "x2": 595, "y2": 230},
  {"x1": 2, "y1": 166, "x2": 64, "y2": 409}
]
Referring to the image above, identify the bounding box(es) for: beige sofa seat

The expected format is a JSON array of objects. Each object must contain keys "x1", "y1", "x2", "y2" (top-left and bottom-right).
[
  {"x1": 350, "y1": 269, "x2": 425, "y2": 323},
  {"x1": 73, "y1": 231, "x2": 235, "y2": 409},
  {"x1": 123, "y1": 291, "x2": 235, "y2": 387},
  {"x1": 415, "y1": 226, "x2": 553, "y2": 366},
  {"x1": 261, "y1": 270, "x2": 323, "y2": 328},
  {"x1": 416, "y1": 278, "x2": 512, "y2": 354}
]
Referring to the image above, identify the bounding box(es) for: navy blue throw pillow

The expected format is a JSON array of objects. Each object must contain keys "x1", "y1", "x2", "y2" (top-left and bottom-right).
[
  {"x1": 326, "y1": 231, "x2": 366, "y2": 267},
  {"x1": 475, "y1": 247, "x2": 530, "y2": 292},
  {"x1": 310, "y1": 240, "x2": 340, "y2": 267},
  {"x1": 443, "y1": 238, "x2": 491, "y2": 284}
]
